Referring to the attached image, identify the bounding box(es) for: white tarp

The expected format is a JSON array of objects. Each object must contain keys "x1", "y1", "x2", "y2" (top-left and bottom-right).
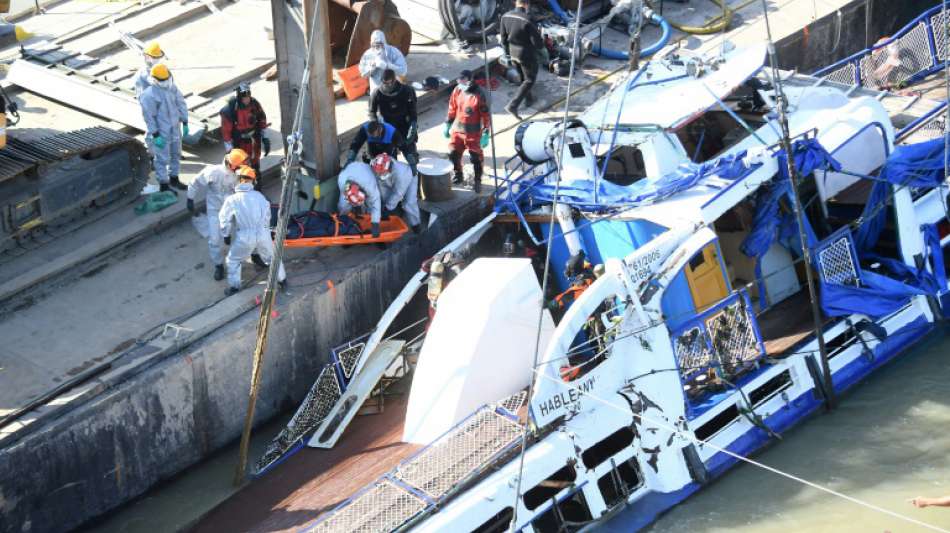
[{"x1": 402, "y1": 258, "x2": 555, "y2": 444}]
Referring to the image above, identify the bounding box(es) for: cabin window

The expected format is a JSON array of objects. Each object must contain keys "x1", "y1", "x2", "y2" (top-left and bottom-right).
[
  {"x1": 531, "y1": 488, "x2": 594, "y2": 533},
  {"x1": 693, "y1": 402, "x2": 740, "y2": 441},
  {"x1": 470, "y1": 507, "x2": 514, "y2": 533},
  {"x1": 597, "y1": 458, "x2": 642, "y2": 508},
  {"x1": 675, "y1": 109, "x2": 767, "y2": 162},
  {"x1": 748, "y1": 370, "x2": 792, "y2": 407},
  {"x1": 581, "y1": 426, "x2": 635, "y2": 469},
  {"x1": 598, "y1": 146, "x2": 646, "y2": 186},
  {"x1": 568, "y1": 142, "x2": 586, "y2": 158},
  {"x1": 523, "y1": 464, "x2": 578, "y2": 510}
]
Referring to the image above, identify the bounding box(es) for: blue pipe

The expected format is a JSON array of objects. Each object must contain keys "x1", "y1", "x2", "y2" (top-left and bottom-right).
[{"x1": 545, "y1": 0, "x2": 671, "y2": 60}]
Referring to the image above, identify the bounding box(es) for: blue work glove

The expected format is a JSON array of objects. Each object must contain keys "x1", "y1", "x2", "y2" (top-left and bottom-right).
[
  {"x1": 262, "y1": 137, "x2": 271, "y2": 157},
  {"x1": 345, "y1": 149, "x2": 357, "y2": 166},
  {"x1": 182, "y1": 122, "x2": 189, "y2": 137},
  {"x1": 186, "y1": 198, "x2": 195, "y2": 215},
  {"x1": 223, "y1": 235, "x2": 231, "y2": 246},
  {"x1": 152, "y1": 133, "x2": 165, "y2": 149},
  {"x1": 371, "y1": 222, "x2": 380, "y2": 238},
  {"x1": 442, "y1": 122, "x2": 451, "y2": 139},
  {"x1": 480, "y1": 129, "x2": 489, "y2": 148}
]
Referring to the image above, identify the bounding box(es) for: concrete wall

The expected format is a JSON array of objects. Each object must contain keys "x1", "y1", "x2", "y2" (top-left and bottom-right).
[{"x1": 0, "y1": 197, "x2": 489, "y2": 533}]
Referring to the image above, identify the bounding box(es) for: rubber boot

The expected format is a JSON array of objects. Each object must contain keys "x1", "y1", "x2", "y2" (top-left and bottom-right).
[
  {"x1": 250, "y1": 253, "x2": 268, "y2": 269},
  {"x1": 213, "y1": 264, "x2": 225, "y2": 281},
  {"x1": 159, "y1": 182, "x2": 171, "y2": 192},
  {"x1": 471, "y1": 153, "x2": 483, "y2": 194},
  {"x1": 169, "y1": 175, "x2": 187, "y2": 191},
  {"x1": 449, "y1": 151, "x2": 464, "y2": 184},
  {"x1": 224, "y1": 286, "x2": 239, "y2": 296}
]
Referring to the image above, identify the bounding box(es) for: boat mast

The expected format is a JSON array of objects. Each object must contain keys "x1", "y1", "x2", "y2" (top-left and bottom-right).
[{"x1": 759, "y1": 0, "x2": 837, "y2": 409}]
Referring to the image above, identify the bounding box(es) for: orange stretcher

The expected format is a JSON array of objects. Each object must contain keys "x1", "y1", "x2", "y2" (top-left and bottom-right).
[{"x1": 282, "y1": 213, "x2": 409, "y2": 248}]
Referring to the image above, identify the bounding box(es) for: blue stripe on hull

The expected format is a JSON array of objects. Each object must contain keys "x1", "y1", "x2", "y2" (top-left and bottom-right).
[{"x1": 598, "y1": 314, "x2": 931, "y2": 532}]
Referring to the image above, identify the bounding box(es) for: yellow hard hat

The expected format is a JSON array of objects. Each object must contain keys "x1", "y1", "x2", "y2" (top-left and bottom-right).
[
  {"x1": 143, "y1": 41, "x2": 164, "y2": 59},
  {"x1": 237, "y1": 165, "x2": 257, "y2": 180},
  {"x1": 225, "y1": 148, "x2": 249, "y2": 168},
  {"x1": 13, "y1": 26, "x2": 33, "y2": 42},
  {"x1": 150, "y1": 63, "x2": 170, "y2": 81}
]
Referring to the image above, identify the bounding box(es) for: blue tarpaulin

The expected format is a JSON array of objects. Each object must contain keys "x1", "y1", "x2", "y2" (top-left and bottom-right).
[
  {"x1": 818, "y1": 138, "x2": 949, "y2": 318},
  {"x1": 740, "y1": 139, "x2": 839, "y2": 260},
  {"x1": 855, "y1": 138, "x2": 946, "y2": 253},
  {"x1": 524, "y1": 147, "x2": 763, "y2": 209}
]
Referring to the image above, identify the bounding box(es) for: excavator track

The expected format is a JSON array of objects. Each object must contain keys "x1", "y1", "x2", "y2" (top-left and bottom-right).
[{"x1": 0, "y1": 126, "x2": 150, "y2": 257}]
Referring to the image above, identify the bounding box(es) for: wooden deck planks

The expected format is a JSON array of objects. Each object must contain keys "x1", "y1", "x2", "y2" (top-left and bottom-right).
[{"x1": 193, "y1": 394, "x2": 418, "y2": 533}]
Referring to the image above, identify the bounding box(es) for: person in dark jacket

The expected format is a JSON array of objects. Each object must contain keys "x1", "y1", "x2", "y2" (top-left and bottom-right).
[
  {"x1": 369, "y1": 69, "x2": 420, "y2": 175},
  {"x1": 500, "y1": 0, "x2": 544, "y2": 119},
  {"x1": 346, "y1": 119, "x2": 413, "y2": 171}
]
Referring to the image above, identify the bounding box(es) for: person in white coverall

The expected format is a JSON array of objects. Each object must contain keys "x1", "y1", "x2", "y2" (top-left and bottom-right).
[
  {"x1": 187, "y1": 148, "x2": 248, "y2": 281},
  {"x1": 370, "y1": 153, "x2": 420, "y2": 232},
  {"x1": 140, "y1": 63, "x2": 189, "y2": 191},
  {"x1": 338, "y1": 161, "x2": 383, "y2": 237},
  {"x1": 219, "y1": 166, "x2": 287, "y2": 295},
  {"x1": 358, "y1": 30, "x2": 407, "y2": 95},
  {"x1": 134, "y1": 41, "x2": 166, "y2": 96}
]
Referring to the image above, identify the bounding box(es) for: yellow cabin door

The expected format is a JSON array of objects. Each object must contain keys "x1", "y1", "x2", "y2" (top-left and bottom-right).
[{"x1": 685, "y1": 243, "x2": 729, "y2": 312}]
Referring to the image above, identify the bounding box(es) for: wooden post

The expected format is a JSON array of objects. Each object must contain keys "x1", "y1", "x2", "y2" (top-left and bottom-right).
[
  {"x1": 304, "y1": 0, "x2": 340, "y2": 180},
  {"x1": 270, "y1": 0, "x2": 294, "y2": 145}
]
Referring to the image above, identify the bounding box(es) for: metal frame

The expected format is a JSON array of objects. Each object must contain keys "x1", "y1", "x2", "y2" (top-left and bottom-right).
[{"x1": 813, "y1": 5, "x2": 946, "y2": 87}]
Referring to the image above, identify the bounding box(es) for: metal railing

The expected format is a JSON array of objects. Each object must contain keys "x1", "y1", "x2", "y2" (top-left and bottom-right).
[
  {"x1": 671, "y1": 289, "x2": 765, "y2": 390},
  {"x1": 301, "y1": 392, "x2": 527, "y2": 533},
  {"x1": 814, "y1": 5, "x2": 947, "y2": 90}
]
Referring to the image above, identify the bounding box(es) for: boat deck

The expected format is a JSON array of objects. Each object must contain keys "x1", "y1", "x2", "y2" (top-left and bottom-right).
[
  {"x1": 192, "y1": 394, "x2": 417, "y2": 533},
  {"x1": 758, "y1": 290, "x2": 828, "y2": 357}
]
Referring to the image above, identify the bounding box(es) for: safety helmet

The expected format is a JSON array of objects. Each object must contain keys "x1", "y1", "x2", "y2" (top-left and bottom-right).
[
  {"x1": 237, "y1": 165, "x2": 257, "y2": 181},
  {"x1": 150, "y1": 63, "x2": 171, "y2": 81},
  {"x1": 225, "y1": 148, "x2": 249, "y2": 169},
  {"x1": 236, "y1": 82, "x2": 251, "y2": 98},
  {"x1": 370, "y1": 153, "x2": 393, "y2": 182},
  {"x1": 344, "y1": 181, "x2": 366, "y2": 206},
  {"x1": 143, "y1": 41, "x2": 164, "y2": 59}
]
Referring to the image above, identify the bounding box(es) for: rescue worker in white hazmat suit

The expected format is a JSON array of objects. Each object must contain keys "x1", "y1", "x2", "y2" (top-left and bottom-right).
[
  {"x1": 134, "y1": 41, "x2": 166, "y2": 96},
  {"x1": 187, "y1": 148, "x2": 249, "y2": 281},
  {"x1": 337, "y1": 161, "x2": 383, "y2": 238},
  {"x1": 140, "y1": 63, "x2": 189, "y2": 191},
  {"x1": 358, "y1": 30, "x2": 407, "y2": 95},
  {"x1": 219, "y1": 166, "x2": 287, "y2": 295},
  {"x1": 371, "y1": 153, "x2": 421, "y2": 233}
]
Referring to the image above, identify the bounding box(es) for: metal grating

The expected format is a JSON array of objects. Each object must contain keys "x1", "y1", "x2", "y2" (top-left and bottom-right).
[
  {"x1": 858, "y1": 22, "x2": 933, "y2": 89},
  {"x1": 337, "y1": 342, "x2": 365, "y2": 379},
  {"x1": 818, "y1": 236, "x2": 860, "y2": 286},
  {"x1": 307, "y1": 479, "x2": 427, "y2": 533},
  {"x1": 673, "y1": 290, "x2": 764, "y2": 386},
  {"x1": 0, "y1": 127, "x2": 138, "y2": 181},
  {"x1": 704, "y1": 298, "x2": 761, "y2": 376},
  {"x1": 498, "y1": 390, "x2": 528, "y2": 415},
  {"x1": 902, "y1": 111, "x2": 947, "y2": 143},
  {"x1": 823, "y1": 63, "x2": 857, "y2": 85},
  {"x1": 933, "y1": 10, "x2": 948, "y2": 62},
  {"x1": 392, "y1": 409, "x2": 522, "y2": 499},
  {"x1": 255, "y1": 365, "x2": 341, "y2": 473},
  {"x1": 674, "y1": 326, "x2": 713, "y2": 381}
]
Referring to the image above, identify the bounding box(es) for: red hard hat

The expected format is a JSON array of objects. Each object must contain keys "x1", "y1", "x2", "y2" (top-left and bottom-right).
[
  {"x1": 344, "y1": 181, "x2": 366, "y2": 207},
  {"x1": 371, "y1": 153, "x2": 393, "y2": 181}
]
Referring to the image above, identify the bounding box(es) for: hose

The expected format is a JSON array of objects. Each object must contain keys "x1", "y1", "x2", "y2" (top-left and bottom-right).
[
  {"x1": 648, "y1": 0, "x2": 733, "y2": 35},
  {"x1": 545, "y1": 0, "x2": 671, "y2": 60}
]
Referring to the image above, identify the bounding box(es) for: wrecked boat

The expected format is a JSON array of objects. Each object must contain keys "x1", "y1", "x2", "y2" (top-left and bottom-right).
[{"x1": 256, "y1": 18, "x2": 950, "y2": 532}]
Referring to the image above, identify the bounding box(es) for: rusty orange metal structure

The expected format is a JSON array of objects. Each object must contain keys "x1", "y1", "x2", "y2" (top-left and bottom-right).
[{"x1": 328, "y1": 0, "x2": 411, "y2": 68}]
